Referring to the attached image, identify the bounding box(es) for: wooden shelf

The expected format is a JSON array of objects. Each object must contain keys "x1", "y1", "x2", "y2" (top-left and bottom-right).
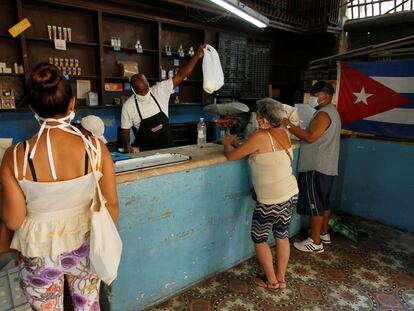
[
  {"x1": 0, "y1": 34, "x2": 15, "y2": 40},
  {"x1": 26, "y1": 37, "x2": 98, "y2": 47},
  {"x1": 0, "y1": 73, "x2": 25, "y2": 77},
  {"x1": 104, "y1": 76, "x2": 158, "y2": 81},
  {"x1": 162, "y1": 51, "x2": 192, "y2": 58},
  {"x1": 103, "y1": 45, "x2": 158, "y2": 54},
  {"x1": 68, "y1": 75, "x2": 101, "y2": 79}
]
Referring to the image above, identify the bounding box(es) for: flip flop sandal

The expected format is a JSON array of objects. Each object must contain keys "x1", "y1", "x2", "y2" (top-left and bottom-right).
[
  {"x1": 278, "y1": 280, "x2": 287, "y2": 289},
  {"x1": 253, "y1": 275, "x2": 279, "y2": 289}
]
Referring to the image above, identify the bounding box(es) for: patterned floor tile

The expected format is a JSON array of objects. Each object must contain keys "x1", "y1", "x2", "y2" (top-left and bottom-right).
[{"x1": 148, "y1": 217, "x2": 414, "y2": 311}]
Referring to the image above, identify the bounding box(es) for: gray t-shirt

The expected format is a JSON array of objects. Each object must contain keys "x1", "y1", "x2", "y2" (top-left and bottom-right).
[{"x1": 298, "y1": 104, "x2": 341, "y2": 176}]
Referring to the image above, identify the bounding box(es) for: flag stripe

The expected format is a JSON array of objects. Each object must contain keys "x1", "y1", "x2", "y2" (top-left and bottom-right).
[
  {"x1": 348, "y1": 60, "x2": 414, "y2": 77},
  {"x1": 344, "y1": 120, "x2": 414, "y2": 139},
  {"x1": 371, "y1": 77, "x2": 414, "y2": 93},
  {"x1": 364, "y1": 108, "x2": 414, "y2": 125},
  {"x1": 398, "y1": 95, "x2": 414, "y2": 109}
]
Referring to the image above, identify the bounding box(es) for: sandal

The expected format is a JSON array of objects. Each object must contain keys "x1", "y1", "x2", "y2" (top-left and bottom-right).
[
  {"x1": 253, "y1": 274, "x2": 279, "y2": 289},
  {"x1": 277, "y1": 279, "x2": 287, "y2": 289},
  {"x1": 278, "y1": 281, "x2": 287, "y2": 289}
]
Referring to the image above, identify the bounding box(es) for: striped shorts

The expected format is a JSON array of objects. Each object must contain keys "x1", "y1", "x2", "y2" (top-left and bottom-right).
[{"x1": 251, "y1": 194, "x2": 298, "y2": 243}]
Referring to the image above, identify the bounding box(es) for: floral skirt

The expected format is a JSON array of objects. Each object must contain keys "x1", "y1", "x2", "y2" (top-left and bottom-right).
[{"x1": 19, "y1": 239, "x2": 100, "y2": 311}]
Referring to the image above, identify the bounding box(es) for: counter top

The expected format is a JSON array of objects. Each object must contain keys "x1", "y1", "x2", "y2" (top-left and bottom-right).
[{"x1": 115, "y1": 141, "x2": 300, "y2": 184}]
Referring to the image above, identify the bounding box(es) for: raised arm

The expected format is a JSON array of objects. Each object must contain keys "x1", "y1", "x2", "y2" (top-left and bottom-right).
[
  {"x1": 172, "y1": 44, "x2": 206, "y2": 88},
  {"x1": 282, "y1": 112, "x2": 331, "y2": 144}
]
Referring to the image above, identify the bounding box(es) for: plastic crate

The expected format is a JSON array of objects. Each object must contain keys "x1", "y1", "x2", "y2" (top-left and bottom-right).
[{"x1": 0, "y1": 267, "x2": 29, "y2": 311}]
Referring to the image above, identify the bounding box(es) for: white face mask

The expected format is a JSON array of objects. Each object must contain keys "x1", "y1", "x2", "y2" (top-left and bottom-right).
[
  {"x1": 136, "y1": 91, "x2": 150, "y2": 102},
  {"x1": 34, "y1": 110, "x2": 76, "y2": 125},
  {"x1": 132, "y1": 86, "x2": 150, "y2": 102},
  {"x1": 308, "y1": 96, "x2": 319, "y2": 108}
]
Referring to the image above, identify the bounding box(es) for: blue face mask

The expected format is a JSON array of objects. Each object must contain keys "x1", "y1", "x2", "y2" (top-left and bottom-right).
[{"x1": 308, "y1": 96, "x2": 319, "y2": 108}]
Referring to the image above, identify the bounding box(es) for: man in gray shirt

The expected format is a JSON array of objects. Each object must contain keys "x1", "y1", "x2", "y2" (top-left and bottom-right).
[{"x1": 282, "y1": 81, "x2": 341, "y2": 253}]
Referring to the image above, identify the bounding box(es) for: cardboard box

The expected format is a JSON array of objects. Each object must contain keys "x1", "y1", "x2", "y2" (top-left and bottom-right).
[{"x1": 105, "y1": 83, "x2": 123, "y2": 92}]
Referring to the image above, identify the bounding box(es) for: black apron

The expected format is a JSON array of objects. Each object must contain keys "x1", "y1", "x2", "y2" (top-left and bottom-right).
[{"x1": 133, "y1": 93, "x2": 174, "y2": 151}]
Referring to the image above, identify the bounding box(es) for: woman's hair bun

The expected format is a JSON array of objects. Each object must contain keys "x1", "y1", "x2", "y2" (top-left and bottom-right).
[
  {"x1": 30, "y1": 63, "x2": 62, "y2": 92},
  {"x1": 27, "y1": 62, "x2": 73, "y2": 118}
]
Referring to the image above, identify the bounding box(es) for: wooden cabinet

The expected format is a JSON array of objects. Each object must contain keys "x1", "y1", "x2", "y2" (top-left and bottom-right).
[{"x1": 0, "y1": 0, "x2": 210, "y2": 109}]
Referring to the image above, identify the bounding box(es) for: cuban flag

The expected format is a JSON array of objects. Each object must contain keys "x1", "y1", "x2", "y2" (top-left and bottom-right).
[{"x1": 337, "y1": 60, "x2": 414, "y2": 139}]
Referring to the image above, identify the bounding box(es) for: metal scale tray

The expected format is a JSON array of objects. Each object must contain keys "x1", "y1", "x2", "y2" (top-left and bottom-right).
[{"x1": 114, "y1": 152, "x2": 191, "y2": 174}]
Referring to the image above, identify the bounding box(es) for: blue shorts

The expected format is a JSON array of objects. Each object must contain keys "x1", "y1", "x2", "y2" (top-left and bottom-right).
[{"x1": 297, "y1": 171, "x2": 335, "y2": 216}]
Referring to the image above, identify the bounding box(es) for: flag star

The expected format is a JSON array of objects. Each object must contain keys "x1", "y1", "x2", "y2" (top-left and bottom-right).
[{"x1": 353, "y1": 87, "x2": 373, "y2": 105}]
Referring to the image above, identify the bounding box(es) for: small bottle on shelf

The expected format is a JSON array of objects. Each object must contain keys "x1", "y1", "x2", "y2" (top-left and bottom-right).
[
  {"x1": 47, "y1": 25, "x2": 52, "y2": 40},
  {"x1": 188, "y1": 46, "x2": 194, "y2": 56},
  {"x1": 67, "y1": 28, "x2": 72, "y2": 42},
  {"x1": 168, "y1": 69, "x2": 174, "y2": 79},
  {"x1": 52, "y1": 26, "x2": 57, "y2": 40},
  {"x1": 13, "y1": 62, "x2": 18, "y2": 74},
  {"x1": 160, "y1": 67, "x2": 166, "y2": 80}
]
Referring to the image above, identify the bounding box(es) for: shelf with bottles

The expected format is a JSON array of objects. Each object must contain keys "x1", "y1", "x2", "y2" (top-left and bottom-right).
[
  {"x1": 103, "y1": 44, "x2": 158, "y2": 54},
  {"x1": 26, "y1": 37, "x2": 98, "y2": 47},
  {"x1": 102, "y1": 12, "x2": 159, "y2": 58},
  {"x1": 161, "y1": 45, "x2": 195, "y2": 58},
  {"x1": 68, "y1": 75, "x2": 100, "y2": 79}
]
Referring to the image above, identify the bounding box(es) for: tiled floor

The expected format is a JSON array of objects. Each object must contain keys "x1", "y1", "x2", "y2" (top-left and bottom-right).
[{"x1": 148, "y1": 217, "x2": 414, "y2": 310}]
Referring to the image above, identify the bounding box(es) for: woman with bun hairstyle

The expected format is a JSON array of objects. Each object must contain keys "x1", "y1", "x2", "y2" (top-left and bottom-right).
[{"x1": 0, "y1": 63, "x2": 119, "y2": 310}]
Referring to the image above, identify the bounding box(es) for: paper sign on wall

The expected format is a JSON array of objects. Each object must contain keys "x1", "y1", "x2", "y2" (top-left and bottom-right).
[
  {"x1": 76, "y1": 80, "x2": 91, "y2": 99},
  {"x1": 8, "y1": 18, "x2": 31, "y2": 38},
  {"x1": 54, "y1": 39, "x2": 67, "y2": 51}
]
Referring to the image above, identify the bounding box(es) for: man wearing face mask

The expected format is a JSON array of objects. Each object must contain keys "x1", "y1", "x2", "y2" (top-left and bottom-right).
[
  {"x1": 281, "y1": 81, "x2": 341, "y2": 253},
  {"x1": 120, "y1": 44, "x2": 206, "y2": 153}
]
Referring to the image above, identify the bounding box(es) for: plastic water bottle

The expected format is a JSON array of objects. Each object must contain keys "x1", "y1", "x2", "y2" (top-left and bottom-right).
[{"x1": 197, "y1": 118, "x2": 206, "y2": 147}]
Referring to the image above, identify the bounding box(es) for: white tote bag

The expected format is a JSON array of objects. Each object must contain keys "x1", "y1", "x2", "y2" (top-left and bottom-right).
[{"x1": 87, "y1": 147, "x2": 123, "y2": 285}]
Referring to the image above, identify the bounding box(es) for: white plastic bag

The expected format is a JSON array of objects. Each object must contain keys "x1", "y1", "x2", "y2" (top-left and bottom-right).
[
  {"x1": 87, "y1": 146, "x2": 123, "y2": 285},
  {"x1": 202, "y1": 45, "x2": 224, "y2": 94},
  {"x1": 282, "y1": 104, "x2": 299, "y2": 126}
]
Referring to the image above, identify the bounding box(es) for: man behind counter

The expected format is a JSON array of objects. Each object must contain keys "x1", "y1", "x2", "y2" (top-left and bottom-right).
[{"x1": 120, "y1": 44, "x2": 206, "y2": 153}]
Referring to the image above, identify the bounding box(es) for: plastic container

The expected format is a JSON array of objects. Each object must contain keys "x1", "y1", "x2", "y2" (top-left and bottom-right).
[{"x1": 197, "y1": 118, "x2": 206, "y2": 147}]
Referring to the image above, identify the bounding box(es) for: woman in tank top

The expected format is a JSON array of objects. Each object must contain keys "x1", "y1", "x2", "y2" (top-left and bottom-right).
[
  {"x1": 0, "y1": 63, "x2": 119, "y2": 310},
  {"x1": 223, "y1": 99, "x2": 299, "y2": 290}
]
